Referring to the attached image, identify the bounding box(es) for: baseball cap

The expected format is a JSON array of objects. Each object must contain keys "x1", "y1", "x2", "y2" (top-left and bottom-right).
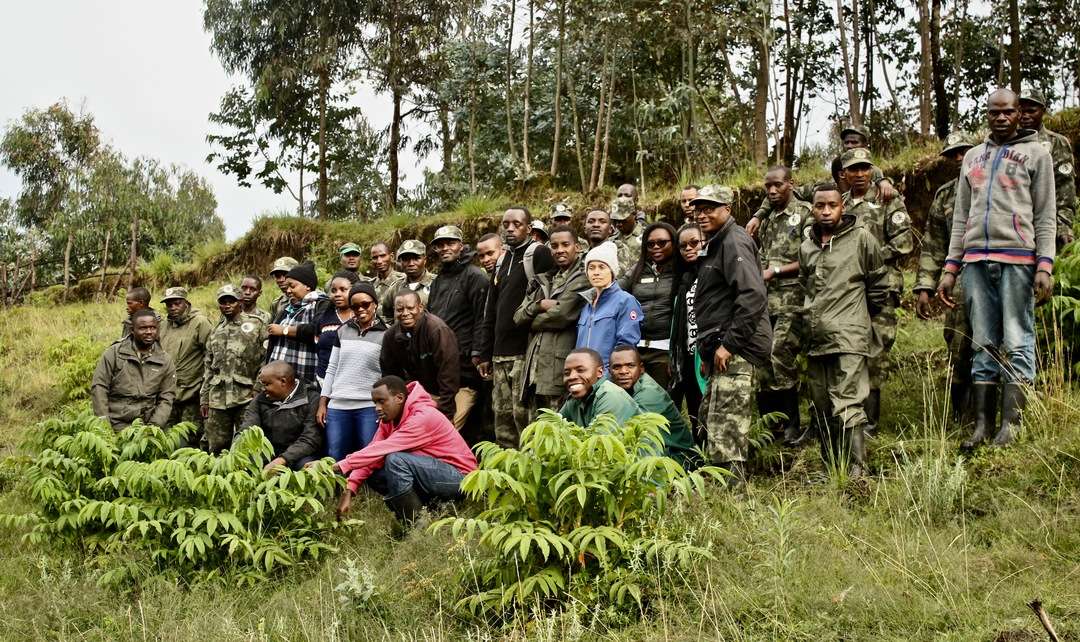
[
  {"x1": 609, "y1": 197, "x2": 635, "y2": 221},
  {"x1": 339, "y1": 242, "x2": 362, "y2": 255},
  {"x1": 1020, "y1": 88, "x2": 1047, "y2": 107},
  {"x1": 531, "y1": 220, "x2": 548, "y2": 239},
  {"x1": 689, "y1": 184, "x2": 734, "y2": 207},
  {"x1": 940, "y1": 131, "x2": 974, "y2": 156},
  {"x1": 551, "y1": 203, "x2": 572, "y2": 220},
  {"x1": 270, "y1": 256, "x2": 299, "y2": 275},
  {"x1": 216, "y1": 284, "x2": 241, "y2": 301},
  {"x1": 840, "y1": 124, "x2": 870, "y2": 140},
  {"x1": 840, "y1": 147, "x2": 874, "y2": 169},
  {"x1": 396, "y1": 239, "x2": 426, "y2": 259},
  {"x1": 161, "y1": 287, "x2": 188, "y2": 302},
  {"x1": 431, "y1": 225, "x2": 463, "y2": 243}
]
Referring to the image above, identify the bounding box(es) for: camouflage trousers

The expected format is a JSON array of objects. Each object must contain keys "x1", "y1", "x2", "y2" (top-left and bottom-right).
[
  {"x1": 169, "y1": 397, "x2": 205, "y2": 448},
  {"x1": 943, "y1": 285, "x2": 973, "y2": 385},
  {"x1": 869, "y1": 302, "x2": 898, "y2": 390},
  {"x1": 530, "y1": 394, "x2": 565, "y2": 418},
  {"x1": 205, "y1": 404, "x2": 247, "y2": 453},
  {"x1": 492, "y1": 356, "x2": 529, "y2": 449},
  {"x1": 807, "y1": 353, "x2": 870, "y2": 430},
  {"x1": 698, "y1": 354, "x2": 754, "y2": 464},
  {"x1": 755, "y1": 288, "x2": 803, "y2": 392}
]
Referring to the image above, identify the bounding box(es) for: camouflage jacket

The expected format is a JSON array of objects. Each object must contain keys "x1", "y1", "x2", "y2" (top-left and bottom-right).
[
  {"x1": 159, "y1": 308, "x2": 214, "y2": 403},
  {"x1": 372, "y1": 269, "x2": 406, "y2": 324},
  {"x1": 91, "y1": 337, "x2": 177, "y2": 429},
  {"x1": 379, "y1": 270, "x2": 433, "y2": 322},
  {"x1": 246, "y1": 306, "x2": 272, "y2": 324},
  {"x1": 844, "y1": 184, "x2": 913, "y2": 297},
  {"x1": 613, "y1": 223, "x2": 643, "y2": 279},
  {"x1": 915, "y1": 178, "x2": 958, "y2": 293},
  {"x1": 1037, "y1": 126, "x2": 1076, "y2": 234},
  {"x1": 200, "y1": 312, "x2": 268, "y2": 409},
  {"x1": 758, "y1": 198, "x2": 812, "y2": 293},
  {"x1": 270, "y1": 293, "x2": 289, "y2": 323}
]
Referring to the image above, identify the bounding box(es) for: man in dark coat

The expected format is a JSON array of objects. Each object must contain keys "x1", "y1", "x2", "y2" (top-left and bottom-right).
[
  {"x1": 237, "y1": 360, "x2": 323, "y2": 472},
  {"x1": 381, "y1": 290, "x2": 461, "y2": 421}
]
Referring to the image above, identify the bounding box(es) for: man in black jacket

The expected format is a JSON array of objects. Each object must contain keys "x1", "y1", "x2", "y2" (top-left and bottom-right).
[
  {"x1": 382, "y1": 290, "x2": 461, "y2": 421},
  {"x1": 692, "y1": 185, "x2": 773, "y2": 483},
  {"x1": 238, "y1": 361, "x2": 323, "y2": 472},
  {"x1": 428, "y1": 225, "x2": 490, "y2": 430},
  {"x1": 475, "y1": 207, "x2": 554, "y2": 447}
]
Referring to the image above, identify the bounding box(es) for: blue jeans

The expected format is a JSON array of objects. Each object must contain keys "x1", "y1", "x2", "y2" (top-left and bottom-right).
[
  {"x1": 367, "y1": 452, "x2": 465, "y2": 501},
  {"x1": 963, "y1": 262, "x2": 1036, "y2": 384},
  {"x1": 325, "y1": 407, "x2": 378, "y2": 461}
]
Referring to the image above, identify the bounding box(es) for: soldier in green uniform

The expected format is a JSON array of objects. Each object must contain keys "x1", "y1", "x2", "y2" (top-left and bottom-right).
[
  {"x1": 200, "y1": 285, "x2": 269, "y2": 453},
  {"x1": 840, "y1": 147, "x2": 913, "y2": 434},
  {"x1": 369, "y1": 242, "x2": 406, "y2": 323},
  {"x1": 239, "y1": 275, "x2": 271, "y2": 324},
  {"x1": 91, "y1": 309, "x2": 177, "y2": 430},
  {"x1": 754, "y1": 166, "x2": 812, "y2": 445},
  {"x1": 609, "y1": 198, "x2": 641, "y2": 279},
  {"x1": 799, "y1": 183, "x2": 890, "y2": 477},
  {"x1": 159, "y1": 287, "x2": 214, "y2": 432},
  {"x1": 269, "y1": 256, "x2": 299, "y2": 322},
  {"x1": 1020, "y1": 88, "x2": 1076, "y2": 248},
  {"x1": 379, "y1": 240, "x2": 435, "y2": 321},
  {"x1": 914, "y1": 133, "x2": 975, "y2": 423}
]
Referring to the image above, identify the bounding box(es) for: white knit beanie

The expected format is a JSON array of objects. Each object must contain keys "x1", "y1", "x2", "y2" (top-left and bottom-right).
[{"x1": 584, "y1": 241, "x2": 619, "y2": 277}]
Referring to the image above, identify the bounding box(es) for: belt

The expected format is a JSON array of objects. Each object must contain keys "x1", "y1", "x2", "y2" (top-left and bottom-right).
[{"x1": 638, "y1": 338, "x2": 670, "y2": 350}]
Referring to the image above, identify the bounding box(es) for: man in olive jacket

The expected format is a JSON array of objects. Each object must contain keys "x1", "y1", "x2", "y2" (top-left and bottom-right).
[
  {"x1": 558, "y1": 349, "x2": 640, "y2": 427},
  {"x1": 799, "y1": 184, "x2": 889, "y2": 477},
  {"x1": 237, "y1": 361, "x2": 323, "y2": 472},
  {"x1": 610, "y1": 345, "x2": 697, "y2": 467},
  {"x1": 91, "y1": 309, "x2": 177, "y2": 430},
  {"x1": 515, "y1": 226, "x2": 589, "y2": 413},
  {"x1": 158, "y1": 287, "x2": 213, "y2": 429}
]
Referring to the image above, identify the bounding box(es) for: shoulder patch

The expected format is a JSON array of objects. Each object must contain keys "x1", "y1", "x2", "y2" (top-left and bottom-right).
[
  {"x1": 1059, "y1": 162, "x2": 1073, "y2": 176},
  {"x1": 1041, "y1": 140, "x2": 1053, "y2": 152},
  {"x1": 891, "y1": 211, "x2": 908, "y2": 226},
  {"x1": 241, "y1": 322, "x2": 256, "y2": 333},
  {"x1": 629, "y1": 310, "x2": 638, "y2": 321},
  {"x1": 787, "y1": 212, "x2": 801, "y2": 227},
  {"x1": 803, "y1": 226, "x2": 813, "y2": 240}
]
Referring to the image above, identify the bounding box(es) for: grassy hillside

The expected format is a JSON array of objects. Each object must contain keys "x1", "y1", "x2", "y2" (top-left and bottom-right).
[{"x1": 0, "y1": 284, "x2": 1077, "y2": 640}]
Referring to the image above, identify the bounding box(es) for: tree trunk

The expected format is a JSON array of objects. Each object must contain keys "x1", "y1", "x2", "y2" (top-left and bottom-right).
[
  {"x1": 917, "y1": 0, "x2": 933, "y2": 137},
  {"x1": 1009, "y1": 0, "x2": 1021, "y2": 92},
  {"x1": 877, "y1": 34, "x2": 910, "y2": 146},
  {"x1": 549, "y1": 0, "x2": 566, "y2": 178},
  {"x1": 930, "y1": 0, "x2": 949, "y2": 137},
  {"x1": 836, "y1": 0, "x2": 861, "y2": 126},
  {"x1": 861, "y1": 4, "x2": 873, "y2": 119},
  {"x1": 684, "y1": 0, "x2": 696, "y2": 170},
  {"x1": 98, "y1": 228, "x2": 112, "y2": 296},
  {"x1": 389, "y1": 85, "x2": 402, "y2": 208},
  {"x1": 521, "y1": 0, "x2": 534, "y2": 176},
  {"x1": 504, "y1": 0, "x2": 518, "y2": 165},
  {"x1": 631, "y1": 68, "x2": 647, "y2": 199},
  {"x1": 468, "y1": 85, "x2": 477, "y2": 194},
  {"x1": 62, "y1": 232, "x2": 73, "y2": 301},
  {"x1": 0, "y1": 261, "x2": 7, "y2": 307},
  {"x1": 952, "y1": 0, "x2": 968, "y2": 115},
  {"x1": 588, "y1": 44, "x2": 610, "y2": 192},
  {"x1": 318, "y1": 65, "x2": 329, "y2": 219},
  {"x1": 752, "y1": 18, "x2": 770, "y2": 167},
  {"x1": 781, "y1": 0, "x2": 797, "y2": 164},
  {"x1": 597, "y1": 56, "x2": 616, "y2": 190},
  {"x1": 440, "y1": 101, "x2": 454, "y2": 180},
  {"x1": 127, "y1": 213, "x2": 139, "y2": 290},
  {"x1": 567, "y1": 72, "x2": 588, "y2": 192}
]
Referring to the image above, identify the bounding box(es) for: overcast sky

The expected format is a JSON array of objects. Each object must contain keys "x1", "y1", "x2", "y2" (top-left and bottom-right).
[{"x1": 0, "y1": 2, "x2": 431, "y2": 241}]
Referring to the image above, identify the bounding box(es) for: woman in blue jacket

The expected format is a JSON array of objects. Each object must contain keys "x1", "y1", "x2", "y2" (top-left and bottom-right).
[{"x1": 576, "y1": 241, "x2": 643, "y2": 371}]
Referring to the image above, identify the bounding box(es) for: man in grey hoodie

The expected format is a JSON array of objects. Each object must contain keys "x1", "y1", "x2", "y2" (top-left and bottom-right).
[{"x1": 937, "y1": 88, "x2": 1056, "y2": 450}]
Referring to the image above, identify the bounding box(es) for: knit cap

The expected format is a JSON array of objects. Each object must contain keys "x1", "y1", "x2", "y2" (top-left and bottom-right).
[
  {"x1": 584, "y1": 241, "x2": 619, "y2": 277},
  {"x1": 286, "y1": 261, "x2": 318, "y2": 290}
]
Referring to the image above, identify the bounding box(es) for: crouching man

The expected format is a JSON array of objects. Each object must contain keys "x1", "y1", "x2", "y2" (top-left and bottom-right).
[
  {"x1": 334, "y1": 377, "x2": 478, "y2": 528},
  {"x1": 237, "y1": 361, "x2": 323, "y2": 472},
  {"x1": 558, "y1": 348, "x2": 640, "y2": 426}
]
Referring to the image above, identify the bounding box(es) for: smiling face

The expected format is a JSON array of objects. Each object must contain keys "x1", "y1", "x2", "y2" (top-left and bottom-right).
[
  {"x1": 476, "y1": 237, "x2": 503, "y2": 274},
  {"x1": 350, "y1": 291, "x2": 378, "y2": 327},
  {"x1": 563, "y1": 352, "x2": 603, "y2": 399},
  {"x1": 695, "y1": 202, "x2": 731, "y2": 235},
  {"x1": 584, "y1": 209, "x2": 613, "y2": 244},
  {"x1": 433, "y1": 238, "x2": 464, "y2": 265},
  {"x1": 394, "y1": 292, "x2": 423, "y2": 330},
  {"x1": 645, "y1": 227, "x2": 674, "y2": 264},
  {"x1": 259, "y1": 370, "x2": 294, "y2": 401},
  {"x1": 549, "y1": 230, "x2": 578, "y2": 269},
  {"x1": 678, "y1": 227, "x2": 703, "y2": 263}
]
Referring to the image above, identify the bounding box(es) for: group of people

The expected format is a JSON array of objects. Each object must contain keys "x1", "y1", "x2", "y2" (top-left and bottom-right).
[{"x1": 90, "y1": 86, "x2": 1074, "y2": 526}]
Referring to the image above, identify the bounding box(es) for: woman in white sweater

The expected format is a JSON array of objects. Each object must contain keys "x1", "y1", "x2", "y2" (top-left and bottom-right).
[{"x1": 317, "y1": 282, "x2": 387, "y2": 460}]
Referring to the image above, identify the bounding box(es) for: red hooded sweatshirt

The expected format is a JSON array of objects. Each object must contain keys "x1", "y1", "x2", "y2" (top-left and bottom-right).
[{"x1": 337, "y1": 381, "x2": 478, "y2": 493}]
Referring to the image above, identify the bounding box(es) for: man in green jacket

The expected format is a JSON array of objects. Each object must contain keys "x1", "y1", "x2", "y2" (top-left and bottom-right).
[
  {"x1": 159, "y1": 287, "x2": 214, "y2": 432},
  {"x1": 91, "y1": 309, "x2": 177, "y2": 430},
  {"x1": 558, "y1": 348, "x2": 640, "y2": 427},
  {"x1": 1020, "y1": 88, "x2": 1076, "y2": 248},
  {"x1": 609, "y1": 345, "x2": 697, "y2": 467},
  {"x1": 515, "y1": 225, "x2": 590, "y2": 414},
  {"x1": 799, "y1": 183, "x2": 890, "y2": 477},
  {"x1": 201, "y1": 285, "x2": 269, "y2": 453}
]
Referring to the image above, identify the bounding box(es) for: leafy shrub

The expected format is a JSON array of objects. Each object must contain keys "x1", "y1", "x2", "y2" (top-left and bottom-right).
[
  {"x1": 144, "y1": 251, "x2": 179, "y2": 289},
  {"x1": 46, "y1": 335, "x2": 105, "y2": 402},
  {"x1": 1041, "y1": 241, "x2": 1080, "y2": 374},
  {"x1": 1, "y1": 410, "x2": 353, "y2": 588},
  {"x1": 431, "y1": 410, "x2": 722, "y2": 620}
]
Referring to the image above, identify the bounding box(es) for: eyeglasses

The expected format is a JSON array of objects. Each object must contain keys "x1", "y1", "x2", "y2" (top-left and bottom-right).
[
  {"x1": 645, "y1": 239, "x2": 672, "y2": 249},
  {"x1": 679, "y1": 239, "x2": 702, "y2": 250},
  {"x1": 351, "y1": 300, "x2": 377, "y2": 311}
]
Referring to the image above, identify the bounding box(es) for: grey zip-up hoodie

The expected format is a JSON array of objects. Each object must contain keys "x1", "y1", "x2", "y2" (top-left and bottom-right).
[{"x1": 944, "y1": 129, "x2": 1056, "y2": 273}]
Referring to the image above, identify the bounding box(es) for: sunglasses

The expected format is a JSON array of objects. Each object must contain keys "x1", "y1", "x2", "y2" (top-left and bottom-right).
[
  {"x1": 646, "y1": 239, "x2": 672, "y2": 249},
  {"x1": 351, "y1": 300, "x2": 377, "y2": 311},
  {"x1": 679, "y1": 239, "x2": 702, "y2": 250}
]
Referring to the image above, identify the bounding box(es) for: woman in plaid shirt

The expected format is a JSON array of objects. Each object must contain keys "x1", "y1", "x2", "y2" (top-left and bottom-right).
[{"x1": 267, "y1": 262, "x2": 332, "y2": 384}]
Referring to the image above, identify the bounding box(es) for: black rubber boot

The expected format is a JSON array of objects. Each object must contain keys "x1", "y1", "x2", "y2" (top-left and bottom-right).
[
  {"x1": 949, "y1": 381, "x2": 971, "y2": 425},
  {"x1": 848, "y1": 425, "x2": 867, "y2": 478},
  {"x1": 864, "y1": 389, "x2": 881, "y2": 438},
  {"x1": 777, "y1": 387, "x2": 806, "y2": 446},
  {"x1": 386, "y1": 490, "x2": 423, "y2": 537},
  {"x1": 961, "y1": 382, "x2": 999, "y2": 451},
  {"x1": 993, "y1": 383, "x2": 1027, "y2": 447}
]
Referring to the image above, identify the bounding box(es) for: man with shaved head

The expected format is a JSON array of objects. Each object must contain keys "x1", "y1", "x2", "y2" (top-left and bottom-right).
[
  {"x1": 238, "y1": 360, "x2": 323, "y2": 472},
  {"x1": 938, "y1": 88, "x2": 1057, "y2": 451}
]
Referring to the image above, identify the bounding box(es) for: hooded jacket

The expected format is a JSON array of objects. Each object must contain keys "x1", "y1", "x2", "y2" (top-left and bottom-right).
[
  {"x1": 159, "y1": 307, "x2": 213, "y2": 403},
  {"x1": 337, "y1": 382, "x2": 478, "y2": 493},
  {"x1": 798, "y1": 215, "x2": 890, "y2": 357},
  {"x1": 479, "y1": 239, "x2": 554, "y2": 359},
  {"x1": 380, "y1": 311, "x2": 461, "y2": 420},
  {"x1": 239, "y1": 382, "x2": 323, "y2": 465},
  {"x1": 515, "y1": 258, "x2": 589, "y2": 399},
  {"x1": 427, "y1": 246, "x2": 490, "y2": 384},
  {"x1": 91, "y1": 337, "x2": 177, "y2": 429},
  {"x1": 694, "y1": 217, "x2": 773, "y2": 369},
  {"x1": 945, "y1": 129, "x2": 1057, "y2": 273},
  {"x1": 575, "y1": 281, "x2": 643, "y2": 371}
]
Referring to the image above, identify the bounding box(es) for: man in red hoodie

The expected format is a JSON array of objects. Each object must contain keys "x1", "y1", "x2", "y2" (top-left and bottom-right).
[{"x1": 334, "y1": 376, "x2": 478, "y2": 527}]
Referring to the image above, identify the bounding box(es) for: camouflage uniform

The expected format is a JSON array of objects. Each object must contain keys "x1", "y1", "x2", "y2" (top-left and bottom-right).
[
  {"x1": 380, "y1": 270, "x2": 434, "y2": 322},
  {"x1": 699, "y1": 355, "x2": 754, "y2": 463},
  {"x1": 372, "y1": 269, "x2": 406, "y2": 324},
  {"x1": 755, "y1": 198, "x2": 812, "y2": 392},
  {"x1": 1035, "y1": 126, "x2": 1076, "y2": 243},
  {"x1": 915, "y1": 177, "x2": 973, "y2": 385},
  {"x1": 201, "y1": 304, "x2": 268, "y2": 453},
  {"x1": 610, "y1": 198, "x2": 642, "y2": 279},
  {"x1": 492, "y1": 356, "x2": 529, "y2": 447},
  {"x1": 246, "y1": 306, "x2": 272, "y2": 324}
]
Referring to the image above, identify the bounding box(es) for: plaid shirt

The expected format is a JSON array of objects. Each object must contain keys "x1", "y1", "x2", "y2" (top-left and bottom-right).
[{"x1": 267, "y1": 291, "x2": 328, "y2": 383}]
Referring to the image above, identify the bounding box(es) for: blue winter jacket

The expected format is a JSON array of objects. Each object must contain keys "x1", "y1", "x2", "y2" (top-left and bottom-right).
[{"x1": 575, "y1": 282, "x2": 643, "y2": 370}]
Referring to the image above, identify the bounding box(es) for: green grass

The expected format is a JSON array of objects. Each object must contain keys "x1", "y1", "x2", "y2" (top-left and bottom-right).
[{"x1": 0, "y1": 289, "x2": 1078, "y2": 640}]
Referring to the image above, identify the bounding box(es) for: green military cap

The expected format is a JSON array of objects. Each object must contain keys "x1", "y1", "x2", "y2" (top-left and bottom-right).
[
  {"x1": 396, "y1": 239, "x2": 426, "y2": 259},
  {"x1": 940, "y1": 131, "x2": 975, "y2": 156},
  {"x1": 689, "y1": 184, "x2": 734, "y2": 207},
  {"x1": 531, "y1": 220, "x2": 548, "y2": 239},
  {"x1": 431, "y1": 225, "x2": 463, "y2": 243},
  {"x1": 840, "y1": 147, "x2": 874, "y2": 169},
  {"x1": 609, "y1": 196, "x2": 636, "y2": 221},
  {"x1": 339, "y1": 242, "x2": 362, "y2": 256},
  {"x1": 840, "y1": 124, "x2": 870, "y2": 140},
  {"x1": 216, "y1": 284, "x2": 241, "y2": 301},
  {"x1": 551, "y1": 202, "x2": 573, "y2": 220},
  {"x1": 161, "y1": 286, "x2": 189, "y2": 302},
  {"x1": 1020, "y1": 88, "x2": 1047, "y2": 108},
  {"x1": 270, "y1": 256, "x2": 299, "y2": 275}
]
